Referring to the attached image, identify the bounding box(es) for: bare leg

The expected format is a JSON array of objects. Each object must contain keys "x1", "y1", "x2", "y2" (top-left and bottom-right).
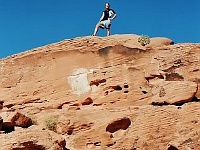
[
  {"x1": 107, "y1": 28, "x2": 110, "y2": 36},
  {"x1": 93, "y1": 25, "x2": 99, "y2": 36}
]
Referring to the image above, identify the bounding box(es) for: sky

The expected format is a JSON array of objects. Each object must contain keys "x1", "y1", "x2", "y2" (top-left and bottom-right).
[{"x1": 0, "y1": 0, "x2": 200, "y2": 58}]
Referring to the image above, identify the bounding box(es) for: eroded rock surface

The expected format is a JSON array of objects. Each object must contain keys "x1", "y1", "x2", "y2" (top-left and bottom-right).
[
  {"x1": 0, "y1": 126, "x2": 66, "y2": 150},
  {"x1": 150, "y1": 81, "x2": 198, "y2": 105},
  {"x1": 0, "y1": 34, "x2": 199, "y2": 150}
]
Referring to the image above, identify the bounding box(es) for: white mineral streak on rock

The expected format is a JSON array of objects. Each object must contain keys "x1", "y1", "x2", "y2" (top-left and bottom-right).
[{"x1": 68, "y1": 68, "x2": 91, "y2": 95}]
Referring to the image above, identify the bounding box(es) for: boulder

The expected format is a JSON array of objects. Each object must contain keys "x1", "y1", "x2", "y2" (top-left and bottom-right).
[
  {"x1": 81, "y1": 97, "x2": 93, "y2": 105},
  {"x1": 150, "y1": 81, "x2": 198, "y2": 105},
  {"x1": 1, "y1": 112, "x2": 32, "y2": 128}
]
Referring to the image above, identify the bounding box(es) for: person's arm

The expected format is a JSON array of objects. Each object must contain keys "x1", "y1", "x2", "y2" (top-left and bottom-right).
[
  {"x1": 110, "y1": 13, "x2": 117, "y2": 20},
  {"x1": 109, "y1": 9, "x2": 117, "y2": 20},
  {"x1": 99, "y1": 12, "x2": 105, "y2": 22}
]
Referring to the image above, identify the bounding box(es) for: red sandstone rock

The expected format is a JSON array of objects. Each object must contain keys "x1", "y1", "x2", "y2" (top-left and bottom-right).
[
  {"x1": 147, "y1": 37, "x2": 174, "y2": 48},
  {"x1": 150, "y1": 81, "x2": 198, "y2": 105},
  {"x1": 1, "y1": 112, "x2": 32, "y2": 128},
  {"x1": 89, "y1": 79, "x2": 106, "y2": 86},
  {"x1": 0, "y1": 125, "x2": 66, "y2": 150},
  {"x1": 0, "y1": 34, "x2": 199, "y2": 150},
  {"x1": 82, "y1": 97, "x2": 93, "y2": 105}
]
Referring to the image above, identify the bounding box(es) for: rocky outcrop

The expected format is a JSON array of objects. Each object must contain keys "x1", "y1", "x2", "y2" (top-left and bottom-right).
[
  {"x1": 0, "y1": 34, "x2": 199, "y2": 150},
  {"x1": 0, "y1": 126, "x2": 66, "y2": 150},
  {"x1": 147, "y1": 37, "x2": 174, "y2": 48},
  {"x1": 150, "y1": 81, "x2": 198, "y2": 105},
  {"x1": 1, "y1": 112, "x2": 32, "y2": 132}
]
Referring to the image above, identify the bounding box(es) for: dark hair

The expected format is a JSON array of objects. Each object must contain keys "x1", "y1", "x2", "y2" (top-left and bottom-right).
[{"x1": 105, "y1": 2, "x2": 110, "y2": 6}]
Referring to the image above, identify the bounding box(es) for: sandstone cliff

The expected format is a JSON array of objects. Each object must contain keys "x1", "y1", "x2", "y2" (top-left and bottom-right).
[{"x1": 0, "y1": 34, "x2": 199, "y2": 150}]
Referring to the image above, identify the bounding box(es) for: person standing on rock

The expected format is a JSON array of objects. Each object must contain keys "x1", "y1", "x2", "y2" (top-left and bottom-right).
[{"x1": 93, "y1": 2, "x2": 117, "y2": 36}]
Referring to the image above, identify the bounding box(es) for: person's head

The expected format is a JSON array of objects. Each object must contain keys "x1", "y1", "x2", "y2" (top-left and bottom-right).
[{"x1": 105, "y1": 2, "x2": 110, "y2": 9}]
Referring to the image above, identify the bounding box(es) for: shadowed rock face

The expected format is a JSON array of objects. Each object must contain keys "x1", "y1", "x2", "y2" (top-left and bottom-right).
[
  {"x1": 0, "y1": 34, "x2": 200, "y2": 150},
  {"x1": 0, "y1": 116, "x2": 3, "y2": 131},
  {"x1": 11, "y1": 141, "x2": 46, "y2": 150},
  {"x1": 0, "y1": 101, "x2": 4, "y2": 109},
  {"x1": 106, "y1": 117, "x2": 131, "y2": 133}
]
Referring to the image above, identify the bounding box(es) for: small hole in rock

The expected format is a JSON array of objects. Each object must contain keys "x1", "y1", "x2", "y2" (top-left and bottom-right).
[
  {"x1": 167, "y1": 145, "x2": 178, "y2": 150},
  {"x1": 94, "y1": 142, "x2": 101, "y2": 146},
  {"x1": 142, "y1": 90, "x2": 148, "y2": 94},
  {"x1": 124, "y1": 84, "x2": 129, "y2": 88},
  {"x1": 110, "y1": 85, "x2": 122, "y2": 91},
  {"x1": 67, "y1": 128, "x2": 73, "y2": 135}
]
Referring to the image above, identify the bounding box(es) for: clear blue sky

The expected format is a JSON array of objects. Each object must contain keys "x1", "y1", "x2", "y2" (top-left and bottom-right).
[{"x1": 0, "y1": 0, "x2": 200, "y2": 58}]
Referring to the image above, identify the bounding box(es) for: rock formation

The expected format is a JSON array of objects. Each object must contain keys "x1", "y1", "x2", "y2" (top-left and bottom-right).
[
  {"x1": 1, "y1": 126, "x2": 66, "y2": 150},
  {"x1": 0, "y1": 34, "x2": 199, "y2": 150}
]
